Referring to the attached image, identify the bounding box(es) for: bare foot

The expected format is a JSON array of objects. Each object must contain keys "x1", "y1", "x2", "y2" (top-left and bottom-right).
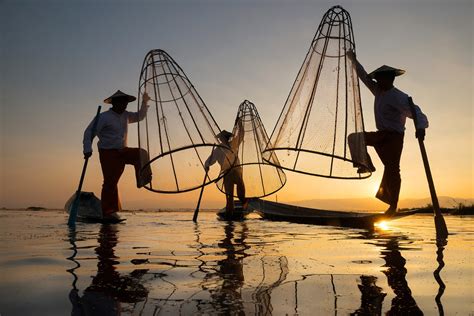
[{"x1": 384, "y1": 206, "x2": 397, "y2": 216}]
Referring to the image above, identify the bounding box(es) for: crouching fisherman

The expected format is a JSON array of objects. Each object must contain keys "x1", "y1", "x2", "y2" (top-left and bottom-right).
[
  {"x1": 204, "y1": 120, "x2": 248, "y2": 216},
  {"x1": 347, "y1": 51, "x2": 429, "y2": 215},
  {"x1": 83, "y1": 90, "x2": 152, "y2": 222}
]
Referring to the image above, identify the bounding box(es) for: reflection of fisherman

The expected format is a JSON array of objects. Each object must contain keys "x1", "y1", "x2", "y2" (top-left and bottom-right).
[
  {"x1": 83, "y1": 90, "x2": 152, "y2": 222},
  {"x1": 69, "y1": 225, "x2": 149, "y2": 315},
  {"x1": 347, "y1": 51, "x2": 429, "y2": 215},
  {"x1": 210, "y1": 222, "x2": 246, "y2": 313},
  {"x1": 352, "y1": 232, "x2": 422, "y2": 315},
  {"x1": 382, "y1": 237, "x2": 423, "y2": 315},
  {"x1": 204, "y1": 119, "x2": 248, "y2": 215},
  {"x1": 351, "y1": 275, "x2": 386, "y2": 315}
]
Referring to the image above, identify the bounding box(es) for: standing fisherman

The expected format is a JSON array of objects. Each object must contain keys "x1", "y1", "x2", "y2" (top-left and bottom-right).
[
  {"x1": 204, "y1": 119, "x2": 248, "y2": 216},
  {"x1": 347, "y1": 51, "x2": 429, "y2": 215},
  {"x1": 83, "y1": 90, "x2": 152, "y2": 221}
]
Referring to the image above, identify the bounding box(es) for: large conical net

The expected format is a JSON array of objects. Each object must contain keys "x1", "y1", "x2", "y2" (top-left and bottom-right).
[
  {"x1": 137, "y1": 49, "x2": 234, "y2": 193},
  {"x1": 216, "y1": 100, "x2": 286, "y2": 198},
  {"x1": 263, "y1": 6, "x2": 372, "y2": 179}
]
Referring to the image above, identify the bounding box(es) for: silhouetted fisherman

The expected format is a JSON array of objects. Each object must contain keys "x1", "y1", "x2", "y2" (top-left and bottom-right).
[
  {"x1": 347, "y1": 51, "x2": 429, "y2": 215},
  {"x1": 83, "y1": 90, "x2": 152, "y2": 222},
  {"x1": 205, "y1": 119, "x2": 248, "y2": 216}
]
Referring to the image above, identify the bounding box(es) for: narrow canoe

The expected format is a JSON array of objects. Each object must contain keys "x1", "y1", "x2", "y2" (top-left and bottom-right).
[{"x1": 249, "y1": 198, "x2": 417, "y2": 228}]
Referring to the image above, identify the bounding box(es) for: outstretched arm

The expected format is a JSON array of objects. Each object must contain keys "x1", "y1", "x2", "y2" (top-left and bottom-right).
[
  {"x1": 128, "y1": 92, "x2": 151, "y2": 123},
  {"x1": 231, "y1": 119, "x2": 244, "y2": 150},
  {"x1": 347, "y1": 50, "x2": 377, "y2": 95}
]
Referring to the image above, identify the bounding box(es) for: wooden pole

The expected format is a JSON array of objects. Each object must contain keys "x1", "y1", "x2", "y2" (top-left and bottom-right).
[
  {"x1": 408, "y1": 97, "x2": 448, "y2": 239},
  {"x1": 192, "y1": 171, "x2": 209, "y2": 222},
  {"x1": 68, "y1": 106, "x2": 101, "y2": 227}
]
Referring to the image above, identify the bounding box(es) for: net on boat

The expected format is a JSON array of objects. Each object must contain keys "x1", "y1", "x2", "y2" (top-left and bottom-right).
[
  {"x1": 263, "y1": 5, "x2": 372, "y2": 179},
  {"x1": 216, "y1": 100, "x2": 286, "y2": 198},
  {"x1": 137, "y1": 49, "x2": 234, "y2": 193}
]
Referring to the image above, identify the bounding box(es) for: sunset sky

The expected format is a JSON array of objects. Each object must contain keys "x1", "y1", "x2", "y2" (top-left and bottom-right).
[{"x1": 1, "y1": 0, "x2": 472, "y2": 210}]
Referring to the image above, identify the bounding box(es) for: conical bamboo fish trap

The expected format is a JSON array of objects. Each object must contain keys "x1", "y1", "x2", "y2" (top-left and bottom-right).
[
  {"x1": 137, "y1": 49, "x2": 234, "y2": 193},
  {"x1": 263, "y1": 6, "x2": 372, "y2": 179},
  {"x1": 217, "y1": 100, "x2": 286, "y2": 198}
]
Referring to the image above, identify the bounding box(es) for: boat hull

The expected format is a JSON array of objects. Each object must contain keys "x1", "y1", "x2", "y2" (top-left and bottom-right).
[{"x1": 249, "y1": 199, "x2": 417, "y2": 228}]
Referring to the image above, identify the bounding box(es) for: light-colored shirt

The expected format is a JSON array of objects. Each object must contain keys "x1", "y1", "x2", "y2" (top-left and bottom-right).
[
  {"x1": 205, "y1": 123, "x2": 244, "y2": 172},
  {"x1": 354, "y1": 60, "x2": 429, "y2": 133},
  {"x1": 83, "y1": 105, "x2": 148, "y2": 153}
]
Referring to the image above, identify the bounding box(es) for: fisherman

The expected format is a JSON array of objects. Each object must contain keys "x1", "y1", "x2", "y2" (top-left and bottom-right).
[
  {"x1": 204, "y1": 119, "x2": 248, "y2": 216},
  {"x1": 83, "y1": 90, "x2": 152, "y2": 221},
  {"x1": 347, "y1": 50, "x2": 428, "y2": 215}
]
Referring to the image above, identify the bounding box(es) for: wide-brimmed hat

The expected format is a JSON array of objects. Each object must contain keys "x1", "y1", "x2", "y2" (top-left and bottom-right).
[
  {"x1": 104, "y1": 90, "x2": 137, "y2": 104},
  {"x1": 216, "y1": 130, "x2": 233, "y2": 141},
  {"x1": 368, "y1": 65, "x2": 405, "y2": 79}
]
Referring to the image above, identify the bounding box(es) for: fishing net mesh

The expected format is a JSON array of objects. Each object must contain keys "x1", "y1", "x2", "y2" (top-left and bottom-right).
[
  {"x1": 137, "y1": 49, "x2": 234, "y2": 193},
  {"x1": 216, "y1": 100, "x2": 286, "y2": 198},
  {"x1": 263, "y1": 6, "x2": 372, "y2": 179}
]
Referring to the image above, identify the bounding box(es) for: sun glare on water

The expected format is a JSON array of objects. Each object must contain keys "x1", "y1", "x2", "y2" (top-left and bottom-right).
[{"x1": 374, "y1": 220, "x2": 390, "y2": 231}]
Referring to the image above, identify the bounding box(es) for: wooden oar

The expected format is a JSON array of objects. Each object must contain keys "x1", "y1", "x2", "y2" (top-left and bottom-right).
[
  {"x1": 408, "y1": 97, "x2": 448, "y2": 239},
  {"x1": 193, "y1": 170, "x2": 209, "y2": 222},
  {"x1": 68, "y1": 106, "x2": 102, "y2": 227}
]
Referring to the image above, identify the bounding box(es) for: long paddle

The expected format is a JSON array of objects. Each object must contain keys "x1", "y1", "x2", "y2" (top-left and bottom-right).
[
  {"x1": 68, "y1": 106, "x2": 102, "y2": 226},
  {"x1": 193, "y1": 170, "x2": 209, "y2": 222},
  {"x1": 408, "y1": 97, "x2": 448, "y2": 239}
]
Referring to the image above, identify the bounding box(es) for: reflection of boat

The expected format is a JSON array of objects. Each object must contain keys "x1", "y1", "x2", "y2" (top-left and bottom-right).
[{"x1": 250, "y1": 199, "x2": 417, "y2": 228}]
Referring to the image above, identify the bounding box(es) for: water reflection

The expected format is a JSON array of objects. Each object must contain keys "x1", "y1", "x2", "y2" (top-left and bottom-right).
[
  {"x1": 380, "y1": 236, "x2": 423, "y2": 315},
  {"x1": 434, "y1": 238, "x2": 447, "y2": 316},
  {"x1": 65, "y1": 219, "x2": 446, "y2": 315},
  {"x1": 191, "y1": 221, "x2": 290, "y2": 314},
  {"x1": 351, "y1": 275, "x2": 386, "y2": 315},
  {"x1": 351, "y1": 230, "x2": 424, "y2": 315},
  {"x1": 68, "y1": 225, "x2": 149, "y2": 315},
  {"x1": 209, "y1": 222, "x2": 247, "y2": 313}
]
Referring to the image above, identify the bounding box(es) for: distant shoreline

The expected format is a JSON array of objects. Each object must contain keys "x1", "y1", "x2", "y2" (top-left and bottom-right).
[{"x1": 1, "y1": 206, "x2": 472, "y2": 215}]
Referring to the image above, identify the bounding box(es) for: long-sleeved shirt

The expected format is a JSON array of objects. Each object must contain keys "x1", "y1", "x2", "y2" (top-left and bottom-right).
[
  {"x1": 205, "y1": 122, "x2": 244, "y2": 172},
  {"x1": 83, "y1": 104, "x2": 148, "y2": 153},
  {"x1": 353, "y1": 59, "x2": 428, "y2": 133}
]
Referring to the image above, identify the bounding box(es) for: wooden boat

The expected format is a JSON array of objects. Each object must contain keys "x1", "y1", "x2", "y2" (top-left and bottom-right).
[
  {"x1": 217, "y1": 201, "x2": 253, "y2": 221},
  {"x1": 249, "y1": 198, "x2": 417, "y2": 228},
  {"x1": 65, "y1": 191, "x2": 126, "y2": 224}
]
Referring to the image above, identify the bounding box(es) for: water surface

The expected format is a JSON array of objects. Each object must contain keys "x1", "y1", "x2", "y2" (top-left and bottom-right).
[{"x1": 0, "y1": 210, "x2": 472, "y2": 315}]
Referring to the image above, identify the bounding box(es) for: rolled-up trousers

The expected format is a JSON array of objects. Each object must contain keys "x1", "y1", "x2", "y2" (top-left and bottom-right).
[
  {"x1": 99, "y1": 148, "x2": 151, "y2": 216},
  {"x1": 365, "y1": 131, "x2": 404, "y2": 207}
]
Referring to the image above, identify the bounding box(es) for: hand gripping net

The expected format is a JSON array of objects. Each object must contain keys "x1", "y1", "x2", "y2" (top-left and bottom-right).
[
  {"x1": 216, "y1": 100, "x2": 286, "y2": 198},
  {"x1": 137, "y1": 49, "x2": 234, "y2": 193},
  {"x1": 263, "y1": 6, "x2": 372, "y2": 179}
]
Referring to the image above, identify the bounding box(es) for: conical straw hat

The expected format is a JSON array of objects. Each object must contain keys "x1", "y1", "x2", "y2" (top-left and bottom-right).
[
  {"x1": 368, "y1": 65, "x2": 405, "y2": 78},
  {"x1": 104, "y1": 90, "x2": 136, "y2": 104}
]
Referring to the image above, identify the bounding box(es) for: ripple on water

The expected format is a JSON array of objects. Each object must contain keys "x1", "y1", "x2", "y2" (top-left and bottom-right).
[{"x1": 0, "y1": 210, "x2": 472, "y2": 315}]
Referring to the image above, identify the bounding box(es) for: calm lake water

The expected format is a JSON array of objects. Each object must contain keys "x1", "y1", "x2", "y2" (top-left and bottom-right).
[{"x1": 0, "y1": 210, "x2": 472, "y2": 315}]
